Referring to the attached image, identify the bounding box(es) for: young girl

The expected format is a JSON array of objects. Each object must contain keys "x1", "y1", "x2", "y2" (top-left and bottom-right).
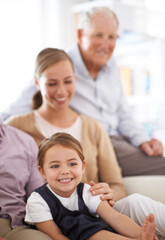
[{"x1": 25, "y1": 132, "x2": 157, "y2": 240}]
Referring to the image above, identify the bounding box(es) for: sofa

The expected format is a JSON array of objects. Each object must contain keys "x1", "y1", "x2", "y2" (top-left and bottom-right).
[{"x1": 123, "y1": 175, "x2": 165, "y2": 204}]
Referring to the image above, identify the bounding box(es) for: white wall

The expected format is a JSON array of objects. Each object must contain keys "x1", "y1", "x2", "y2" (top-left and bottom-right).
[
  {"x1": 40, "y1": 0, "x2": 85, "y2": 49},
  {"x1": 0, "y1": 0, "x2": 43, "y2": 111},
  {"x1": 0, "y1": 0, "x2": 84, "y2": 112}
]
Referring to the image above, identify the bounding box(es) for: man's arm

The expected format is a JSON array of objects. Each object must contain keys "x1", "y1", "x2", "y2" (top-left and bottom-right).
[
  {"x1": 118, "y1": 95, "x2": 164, "y2": 156},
  {"x1": 26, "y1": 135, "x2": 44, "y2": 198}
]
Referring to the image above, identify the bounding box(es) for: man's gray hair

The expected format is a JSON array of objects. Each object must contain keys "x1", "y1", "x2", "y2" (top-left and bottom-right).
[{"x1": 77, "y1": 7, "x2": 119, "y2": 32}]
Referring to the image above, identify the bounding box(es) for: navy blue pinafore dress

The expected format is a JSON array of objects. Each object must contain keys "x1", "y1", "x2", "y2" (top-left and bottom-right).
[{"x1": 35, "y1": 183, "x2": 115, "y2": 240}]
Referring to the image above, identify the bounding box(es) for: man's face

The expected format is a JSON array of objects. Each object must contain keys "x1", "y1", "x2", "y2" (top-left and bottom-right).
[{"x1": 78, "y1": 13, "x2": 118, "y2": 70}]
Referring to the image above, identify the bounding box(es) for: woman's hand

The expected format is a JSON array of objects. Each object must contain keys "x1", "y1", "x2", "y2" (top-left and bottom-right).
[{"x1": 88, "y1": 181, "x2": 115, "y2": 206}]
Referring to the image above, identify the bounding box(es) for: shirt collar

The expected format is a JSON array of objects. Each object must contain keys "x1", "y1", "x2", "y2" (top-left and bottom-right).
[
  {"x1": 47, "y1": 183, "x2": 77, "y2": 200},
  {"x1": 72, "y1": 44, "x2": 90, "y2": 78}
]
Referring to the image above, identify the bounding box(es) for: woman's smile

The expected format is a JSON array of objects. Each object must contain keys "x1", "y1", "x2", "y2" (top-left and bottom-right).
[{"x1": 53, "y1": 96, "x2": 69, "y2": 105}]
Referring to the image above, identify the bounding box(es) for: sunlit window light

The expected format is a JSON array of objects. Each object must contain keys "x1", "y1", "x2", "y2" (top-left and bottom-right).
[{"x1": 145, "y1": 0, "x2": 165, "y2": 12}]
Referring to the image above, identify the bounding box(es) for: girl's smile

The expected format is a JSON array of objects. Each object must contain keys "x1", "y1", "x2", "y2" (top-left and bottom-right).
[{"x1": 58, "y1": 178, "x2": 73, "y2": 183}]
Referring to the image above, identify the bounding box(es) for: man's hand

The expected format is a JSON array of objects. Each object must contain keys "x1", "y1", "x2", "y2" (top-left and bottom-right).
[
  {"x1": 140, "y1": 139, "x2": 164, "y2": 157},
  {"x1": 0, "y1": 237, "x2": 7, "y2": 240},
  {"x1": 88, "y1": 181, "x2": 115, "y2": 206}
]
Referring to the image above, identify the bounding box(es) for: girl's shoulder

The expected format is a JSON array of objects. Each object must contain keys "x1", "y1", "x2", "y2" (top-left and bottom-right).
[
  {"x1": 25, "y1": 189, "x2": 53, "y2": 224},
  {"x1": 82, "y1": 183, "x2": 102, "y2": 215},
  {"x1": 27, "y1": 187, "x2": 51, "y2": 210}
]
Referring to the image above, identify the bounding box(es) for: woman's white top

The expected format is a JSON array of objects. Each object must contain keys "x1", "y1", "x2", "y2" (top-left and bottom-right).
[
  {"x1": 25, "y1": 183, "x2": 102, "y2": 224},
  {"x1": 34, "y1": 110, "x2": 82, "y2": 141}
]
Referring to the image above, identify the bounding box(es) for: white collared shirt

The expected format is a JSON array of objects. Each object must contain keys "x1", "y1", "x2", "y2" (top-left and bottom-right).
[{"x1": 69, "y1": 44, "x2": 149, "y2": 147}]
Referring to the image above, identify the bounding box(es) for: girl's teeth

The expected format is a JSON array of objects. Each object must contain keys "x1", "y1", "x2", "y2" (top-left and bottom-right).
[{"x1": 59, "y1": 178, "x2": 71, "y2": 183}]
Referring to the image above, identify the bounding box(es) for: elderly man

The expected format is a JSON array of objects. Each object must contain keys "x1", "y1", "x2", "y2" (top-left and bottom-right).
[
  {"x1": 68, "y1": 7, "x2": 165, "y2": 176},
  {"x1": 1, "y1": 7, "x2": 165, "y2": 176}
]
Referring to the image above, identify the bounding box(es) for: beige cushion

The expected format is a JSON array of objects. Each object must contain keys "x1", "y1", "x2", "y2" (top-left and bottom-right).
[{"x1": 123, "y1": 176, "x2": 165, "y2": 204}]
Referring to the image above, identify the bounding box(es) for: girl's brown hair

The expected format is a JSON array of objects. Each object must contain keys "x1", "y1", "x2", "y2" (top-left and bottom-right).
[
  {"x1": 38, "y1": 132, "x2": 84, "y2": 168},
  {"x1": 32, "y1": 48, "x2": 74, "y2": 110}
]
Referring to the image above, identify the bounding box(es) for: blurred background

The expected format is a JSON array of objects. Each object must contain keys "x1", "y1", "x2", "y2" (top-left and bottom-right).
[{"x1": 1, "y1": 0, "x2": 165, "y2": 144}]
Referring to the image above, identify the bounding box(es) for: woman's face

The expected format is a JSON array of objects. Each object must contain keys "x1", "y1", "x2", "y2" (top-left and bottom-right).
[{"x1": 36, "y1": 60, "x2": 75, "y2": 111}]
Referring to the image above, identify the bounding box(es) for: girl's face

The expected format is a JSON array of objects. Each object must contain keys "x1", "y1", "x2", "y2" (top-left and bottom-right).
[
  {"x1": 39, "y1": 144, "x2": 85, "y2": 198},
  {"x1": 35, "y1": 60, "x2": 75, "y2": 111}
]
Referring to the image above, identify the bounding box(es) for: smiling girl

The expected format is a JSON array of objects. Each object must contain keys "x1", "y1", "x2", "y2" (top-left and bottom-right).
[{"x1": 25, "y1": 132, "x2": 156, "y2": 240}]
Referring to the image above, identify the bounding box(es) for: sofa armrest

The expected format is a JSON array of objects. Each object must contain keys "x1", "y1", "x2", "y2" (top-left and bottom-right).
[{"x1": 123, "y1": 176, "x2": 165, "y2": 204}]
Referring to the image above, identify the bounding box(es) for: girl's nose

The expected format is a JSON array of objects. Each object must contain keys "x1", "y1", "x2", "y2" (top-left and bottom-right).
[{"x1": 60, "y1": 167, "x2": 70, "y2": 175}]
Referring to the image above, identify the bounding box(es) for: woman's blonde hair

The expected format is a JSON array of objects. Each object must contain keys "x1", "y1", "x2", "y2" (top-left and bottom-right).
[
  {"x1": 32, "y1": 48, "x2": 74, "y2": 110},
  {"x1": 38, "y1": 132, "x2": 84, "y2": 168}
]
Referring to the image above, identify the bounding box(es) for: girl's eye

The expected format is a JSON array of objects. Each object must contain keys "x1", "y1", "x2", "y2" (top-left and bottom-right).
[
  {"x1": 51, "y1": 165, "x2": 59, "y2": 169},
  {"x1": 69, "y1": 162, "x2": 77, "y2": 167},
  {"x1": 64, "y1": 80, "x2": 72, "y2": 84}
]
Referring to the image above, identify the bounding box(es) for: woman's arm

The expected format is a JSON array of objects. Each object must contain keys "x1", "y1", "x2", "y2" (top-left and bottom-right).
[
  {"x1": 97, "y1": 201, "x2": 141, "y2": 238},
  {"x1": 88, "y1": 180, "x2": 115, "y2": 206},
  {"x1": 81, "y1": 116, "x2": 126, "y2": 202},
  {"x1": 96, "y1": 124, "x2": 127, "y2": 201},
  {"x1": 36, "y1": 220, "x2": 69, "y2": 240}
]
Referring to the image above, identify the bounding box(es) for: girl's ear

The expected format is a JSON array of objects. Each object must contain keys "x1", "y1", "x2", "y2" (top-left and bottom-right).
[
  {"x1": 38, "y1": 166, "x2": 47, "y2": 181},
  {"x1": 82, "y1": 161, "x2": 85, "y2": 173}
]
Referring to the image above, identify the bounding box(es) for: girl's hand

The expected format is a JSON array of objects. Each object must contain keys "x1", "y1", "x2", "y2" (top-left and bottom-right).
[{"x1": 88, "y1": 181, "x2": 115, "y2": 206}]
